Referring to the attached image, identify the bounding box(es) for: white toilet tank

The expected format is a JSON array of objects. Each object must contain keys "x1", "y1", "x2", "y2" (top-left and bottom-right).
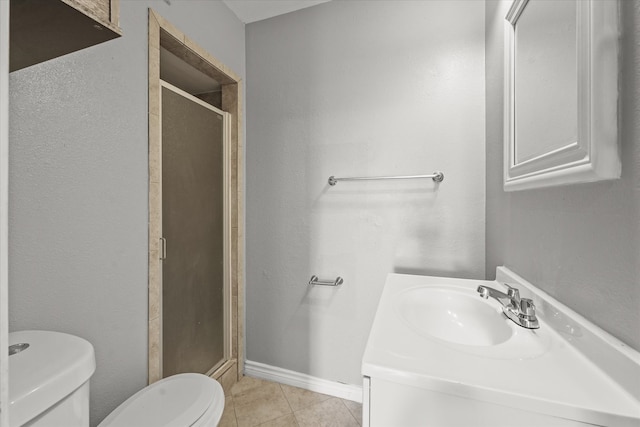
[{"x1": 9, "y1": 330, "x2": 96, "y2": 427}]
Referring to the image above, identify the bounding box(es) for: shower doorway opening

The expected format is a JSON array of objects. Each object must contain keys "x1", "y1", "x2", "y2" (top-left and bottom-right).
[{"x1": 148, "y1": 9, "x2": 244, "y2": 392}]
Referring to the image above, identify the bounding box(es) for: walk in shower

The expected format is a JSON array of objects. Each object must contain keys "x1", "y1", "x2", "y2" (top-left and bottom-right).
[{"x1": 160, "y1": 80, "x2": 230, "y2": 377}]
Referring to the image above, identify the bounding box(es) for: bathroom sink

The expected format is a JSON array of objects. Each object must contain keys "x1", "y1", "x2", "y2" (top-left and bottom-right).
[
  {"x1": 362, "y1": 274, "x2": 640, "y2": 427},
  {"x1": 363, "y1": 272, "x2": 640, "y2": 427},
  {"x1": 395, "y1": 286, "x2": 513, "y2": 346}
]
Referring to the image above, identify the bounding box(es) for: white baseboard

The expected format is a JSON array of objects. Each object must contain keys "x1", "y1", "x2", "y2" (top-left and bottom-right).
[{"x1": 244, "y1": 360, "x2": 363, "y2": 403}]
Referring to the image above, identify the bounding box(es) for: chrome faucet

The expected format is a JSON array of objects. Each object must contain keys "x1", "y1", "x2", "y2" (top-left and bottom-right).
[{"x1": 477, "y1": 283, "x2": 539, "y2": 329}]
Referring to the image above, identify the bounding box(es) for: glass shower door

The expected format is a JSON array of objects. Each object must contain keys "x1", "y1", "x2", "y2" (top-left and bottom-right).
[{"x1": 160, "y1": 81, "x2": 228, "y2": 377}]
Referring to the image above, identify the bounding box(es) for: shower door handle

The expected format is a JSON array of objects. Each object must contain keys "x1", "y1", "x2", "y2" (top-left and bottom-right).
[{"x1": 160, "y1": 237, "x2": 167, "y2": 260}]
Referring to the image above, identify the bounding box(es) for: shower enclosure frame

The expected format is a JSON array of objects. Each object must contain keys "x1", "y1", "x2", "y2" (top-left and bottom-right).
[
  {"x1": 148, "y1": 9, "x2": 244, "y2": 391},
  {"x1": 159, "y1": 79, "x2": 232, "y2": 377}
]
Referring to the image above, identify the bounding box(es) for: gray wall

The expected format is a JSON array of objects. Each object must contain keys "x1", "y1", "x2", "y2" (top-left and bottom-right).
[
  {"x1": 485, "y1": 0, "x2": 640, "y2": 350},
  {"x1": 8, "y1": 1, "x2": 244, "y2": 425},
  {"x1": 246, "y1": 0, "x2": 485, "y2": 386}
]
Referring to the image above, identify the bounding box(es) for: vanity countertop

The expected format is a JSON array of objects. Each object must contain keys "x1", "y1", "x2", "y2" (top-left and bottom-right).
[{"x1": 362, "y1": 270, "x2": 640, "y2": 426}]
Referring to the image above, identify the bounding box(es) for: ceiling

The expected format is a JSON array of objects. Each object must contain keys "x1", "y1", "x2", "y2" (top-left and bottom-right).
[
  {"x1": 222, "y1": 0, "x2": 331, "y2": 24},
  {"x1": 159, "y1": 1, "x2": 334, "y2": 94}
]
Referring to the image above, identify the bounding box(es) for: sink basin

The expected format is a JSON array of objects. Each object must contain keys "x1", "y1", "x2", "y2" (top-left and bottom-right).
[
  {"x1": 364, "y1": 273, "x2": 640, "y2": 427},
  {"x1": 395, "y1": 286, "x2": 513, "y2": 346}
]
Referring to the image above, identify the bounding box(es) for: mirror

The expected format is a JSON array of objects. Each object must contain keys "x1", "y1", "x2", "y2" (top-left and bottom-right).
[
  {"x1": 515, "y1": 0, "x2": 576, "y2": 165},
  {"x1": 504, "y1": 0, "x2": 620, "y2": 191}
]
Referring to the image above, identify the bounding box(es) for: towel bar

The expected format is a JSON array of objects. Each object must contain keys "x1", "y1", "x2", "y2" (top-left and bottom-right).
[
  {"x1": 328, "y1": 171, "x2": 444, "y2": 186},
  {"x1": 309, "y1": 275, "x2": 343, "y2": 286}
]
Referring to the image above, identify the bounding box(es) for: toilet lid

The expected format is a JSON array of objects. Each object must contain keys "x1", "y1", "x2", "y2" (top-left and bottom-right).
[{"x1": 98, "y1": 373, "x2": 223, "y2": 427}]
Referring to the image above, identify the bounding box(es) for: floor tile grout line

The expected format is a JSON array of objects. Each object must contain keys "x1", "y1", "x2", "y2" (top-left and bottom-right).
[
  {"x1": 291, "y1": 410, "x2": 302, "y2": 427},
  {"x1": 279, "y1": 381, "x2": 330, "y2": 427},
  {"x1": 246, "y1": 382, "x2": 294, "y2": 427},
  {"x1": 280, "y1": 383, "x2": 334, "y2": 413},
  {"x1": 278, "y1": 383, "x2": 295, "y2": 415},
  {"x1": 278, "y1": 385, "x2": 302, "y2": 427},
  {"x1": 338, "y1": 398, "x2": 360, "y2": 426},
  {"x1": 230, "y1": 376, "x2": 362, "y2": 427},
  {"x1": 230, "y1": 395, "x2": 239, "y2": 427}
]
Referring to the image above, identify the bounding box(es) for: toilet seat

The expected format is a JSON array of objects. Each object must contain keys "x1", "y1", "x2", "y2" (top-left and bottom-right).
[{"x1": 98, "y1": 373, "x2": 224, "y2": 427}]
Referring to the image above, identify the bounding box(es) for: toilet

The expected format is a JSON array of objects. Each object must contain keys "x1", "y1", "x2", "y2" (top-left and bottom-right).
[{"x1": 8, "y1": 330, "x2": 225, "y2": 427}]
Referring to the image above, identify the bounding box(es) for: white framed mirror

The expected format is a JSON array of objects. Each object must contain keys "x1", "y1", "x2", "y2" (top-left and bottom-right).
[{"x1": 504, "y1": 0, "x2": 620, "y2": 191}]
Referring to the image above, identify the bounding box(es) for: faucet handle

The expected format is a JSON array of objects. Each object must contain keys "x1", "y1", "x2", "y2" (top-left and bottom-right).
[
  {"x1": 504, "y1": 283, "x2": 520, "y2": 300},
  {"x1": 520, "y1": 298, "x2": 536, "y2": 316}
]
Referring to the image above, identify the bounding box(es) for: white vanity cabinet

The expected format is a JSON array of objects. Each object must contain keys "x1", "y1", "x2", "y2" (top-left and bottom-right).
[{"x1": 364, "y1": 377, "x2": 590, "y2": 427}]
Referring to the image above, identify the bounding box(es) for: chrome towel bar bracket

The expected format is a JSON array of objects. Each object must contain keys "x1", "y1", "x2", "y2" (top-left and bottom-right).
[
  {"x1": 309, "y1": 275, "x2": 344, "y2": 286},
  {"x1": 328, "y1": 171, "x2": 444, "y2": 186}
]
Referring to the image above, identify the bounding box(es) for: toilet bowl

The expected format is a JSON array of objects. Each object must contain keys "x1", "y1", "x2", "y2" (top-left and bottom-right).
[
  {"x1": 9, "y1": 330, "x2": 225, "y2": 427},
  {"x1": 98, "y1": 373, "x2": 224, "y2": 427}
]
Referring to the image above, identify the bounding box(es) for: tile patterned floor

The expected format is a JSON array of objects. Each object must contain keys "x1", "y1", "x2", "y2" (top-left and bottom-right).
[{"x1": 220, "y1": 376, "x2": 363, "y2": 427}]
